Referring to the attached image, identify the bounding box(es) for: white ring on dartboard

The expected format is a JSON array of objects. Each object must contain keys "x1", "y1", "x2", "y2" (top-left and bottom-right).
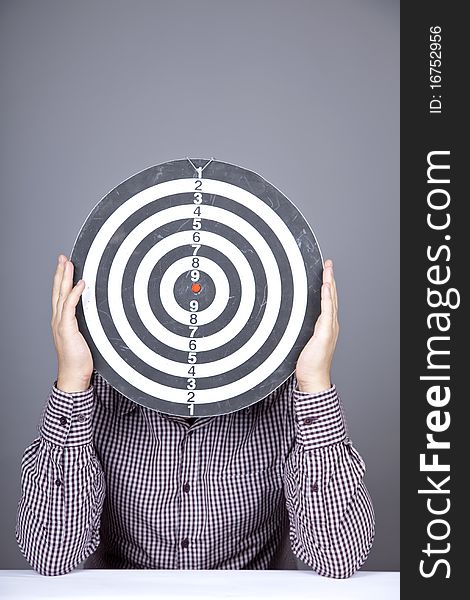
[
  {"x1": 158, "y1": 257, "x2": 229, "y2": 325},
  {"x1": 107, "y1": 207, "x2": 280, "y2": 375},
  {"x1": 120, "y1": 229, "x2": 256, "y2": 351},
  {"x1": 81, "y1": 179, "x2": 306, "y2": 403},
  {"x1": 134, "y1": 233, "x2": 254, "y2": 333}
]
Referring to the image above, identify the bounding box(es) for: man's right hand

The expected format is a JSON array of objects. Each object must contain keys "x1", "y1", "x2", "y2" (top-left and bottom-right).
[{"x1": 51, "y1": 254, "x2": 93, "y2": 392}]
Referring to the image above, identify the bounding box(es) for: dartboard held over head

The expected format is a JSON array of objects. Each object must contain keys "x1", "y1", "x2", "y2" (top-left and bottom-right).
[{"x1": 71, "y1": 158, "x2": 324, "y2": 416}]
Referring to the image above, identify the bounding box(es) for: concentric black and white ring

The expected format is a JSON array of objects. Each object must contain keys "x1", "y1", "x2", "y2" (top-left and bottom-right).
[{"x1": 72, "y1": 159, "x2": 323, "y2": 416}]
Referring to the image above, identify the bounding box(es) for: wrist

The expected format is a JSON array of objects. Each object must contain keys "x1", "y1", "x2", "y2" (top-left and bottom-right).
[
  {"x1": 56, "y1": 372, "x2": 92, "y2": 393},
  {"x1": 296, "y1": 376, "x2": 332, "y2": 394}
]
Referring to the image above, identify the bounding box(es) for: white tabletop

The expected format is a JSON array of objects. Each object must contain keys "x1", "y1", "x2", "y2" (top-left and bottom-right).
[{"x1": 0, "y1": 569, "x2": 399, "y2": 600}]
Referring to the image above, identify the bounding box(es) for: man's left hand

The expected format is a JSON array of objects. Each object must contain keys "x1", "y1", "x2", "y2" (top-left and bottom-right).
[{"x1": 295, "y1": 259, "x2": 339, "y2": 394}]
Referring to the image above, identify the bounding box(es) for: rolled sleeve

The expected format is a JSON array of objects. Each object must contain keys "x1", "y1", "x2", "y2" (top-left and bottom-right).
[
  {"x1": 293, "y1": 384, "x2": 348, "y2": 450},
  {"x1": 39, "y1": 382, "x2": 95, "y2": 447}
]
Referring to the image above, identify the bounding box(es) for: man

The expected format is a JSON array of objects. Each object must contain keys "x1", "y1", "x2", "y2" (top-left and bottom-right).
[{"x1": 16, "y1": 254, "x2": 374, "y2": 576}]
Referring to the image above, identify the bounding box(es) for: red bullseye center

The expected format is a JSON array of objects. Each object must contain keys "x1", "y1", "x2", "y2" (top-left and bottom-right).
[{"x1": 191, "y1": 283, "x2": 202, "y2": 293}]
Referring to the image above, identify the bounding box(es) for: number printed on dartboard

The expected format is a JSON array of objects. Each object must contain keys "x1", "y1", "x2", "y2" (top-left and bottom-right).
[{"x1": 186, "y1": 169, "x2": 204, "y2": 414}]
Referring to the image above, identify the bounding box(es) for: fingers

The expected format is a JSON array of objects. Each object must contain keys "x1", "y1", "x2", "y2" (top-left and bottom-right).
[
  {"x1": 56, "y1": 258, "x2": 75, "y2": 321},
  {"x1": 52, "y1": 255, "x2": 84, "y2": 325},
  {"x1": 52, "y1": 255, "x2": 66, "y2": 318},
  {"x1": 317, "y1": 259, "x2": 339, "y2": 346},
  {"x1": 323, "y1": 259, "x2": 338, "y2": 315},
  {"x1": 320, "y1": 279, "x2": 334, "y2": 324},
  {"x1": 61, "y1": 279, "x2": 85, "y2": 325}
]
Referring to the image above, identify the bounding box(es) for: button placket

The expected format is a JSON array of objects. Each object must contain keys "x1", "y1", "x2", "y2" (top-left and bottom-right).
[{"x1": 178, "y1": 428, "x2": 198, "y2": 567}]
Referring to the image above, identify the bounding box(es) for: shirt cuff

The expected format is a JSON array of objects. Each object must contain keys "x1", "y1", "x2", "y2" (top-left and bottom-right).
[
  {"x1": 39, "y1": 381, "x2": 95, "y2": 447},
  {"x1": 293, "y1": 383, "x2": 349, "y2": 450}
]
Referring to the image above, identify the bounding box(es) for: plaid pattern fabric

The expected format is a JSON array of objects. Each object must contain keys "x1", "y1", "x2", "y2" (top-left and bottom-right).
[{"x1": 16, "y1": 370, "x2": 374, "y2": 577}]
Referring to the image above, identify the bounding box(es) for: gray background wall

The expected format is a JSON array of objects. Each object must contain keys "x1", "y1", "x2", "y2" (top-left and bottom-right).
[{"x1": 0, "y1": 0, "x2": 399, "y2": 571}]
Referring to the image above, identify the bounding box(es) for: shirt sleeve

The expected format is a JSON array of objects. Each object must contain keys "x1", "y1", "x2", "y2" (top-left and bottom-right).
[
  {"x1": 15, "y1": 376, "x2": 106, "y2": 576},
  {"x1": 283, "y1": 377, "x2": 375, "y2": 578}
]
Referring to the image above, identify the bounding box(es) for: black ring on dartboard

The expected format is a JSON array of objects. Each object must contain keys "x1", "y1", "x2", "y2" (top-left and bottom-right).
[
  {"x1": 101, "y1": 189, "x2": 292, "y2": 346},
  {"x1": 124, "y1": 230, "x2": 245, "y2": 338},
  {"x1": 121, "y1": 245, "x2": 242, "y2": 357},
  {"x1": 119, "y1": 217, "x2": 272, "y2": 342},
  {"x1": 93, "y1": 213, "x2": 290, "y2": 388},
  {"x1": 94, "y1": 194, "x2": 293, "y2": 376},
  {"x1": 71, "y1": 158, "x2": 323, "y2": 416},
  {"x1": 173, "y1": 271, "x2": 216, "y2": 312}
]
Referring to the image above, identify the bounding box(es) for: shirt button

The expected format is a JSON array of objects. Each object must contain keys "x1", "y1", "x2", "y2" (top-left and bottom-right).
[
  {"x1": 312, "y1": 482, "x2": 318, "y2": 492},
  {"x1": 77, "y1": 414, "x2": 86, "y2": 423},
  {"x1": 55, "y1": 479, "x2": 62, "y2": 487},
  {"x1": 303, "y1": 417, "x2": 316, "y2": 425},
  {"x1": 59, "y1": 416, "x2": 67, "y2": 426},
  {"x1": 183, "y1": 482, "x2": 190, "y2": 493},
  {"x1": 181, "y1": 538, "x2": 189, "y2": 549}
]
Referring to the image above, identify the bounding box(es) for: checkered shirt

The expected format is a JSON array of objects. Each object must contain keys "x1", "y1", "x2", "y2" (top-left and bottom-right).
[{"x1": 16, "y1": 370, "x2": 374, "y2": 577}]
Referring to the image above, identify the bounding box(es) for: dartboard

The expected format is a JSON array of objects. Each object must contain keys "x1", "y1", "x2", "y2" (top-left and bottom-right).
[{"x1": 71, "y1": 158, "x2": 323, "y2": 416}]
